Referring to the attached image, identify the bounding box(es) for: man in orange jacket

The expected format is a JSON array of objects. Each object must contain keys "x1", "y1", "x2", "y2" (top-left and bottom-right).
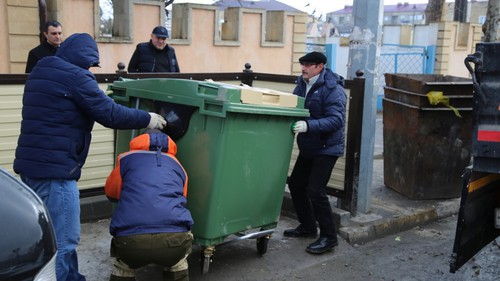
[{"x1": 105, "y1": 129, "x2": 193, "y2": 281}]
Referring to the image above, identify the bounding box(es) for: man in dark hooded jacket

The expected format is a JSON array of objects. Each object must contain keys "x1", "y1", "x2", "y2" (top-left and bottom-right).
[
  {"x1": 284, "y1": 51, "x2": 347, "y2": 255},
  {"x1": 14, "y1": 33, "x2": 166, "y2": 281}
]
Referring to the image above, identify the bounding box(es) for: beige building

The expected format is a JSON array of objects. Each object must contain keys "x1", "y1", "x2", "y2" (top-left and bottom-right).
[{"x1": 1, "y1": 0, "x2": 308, "y2": 75}]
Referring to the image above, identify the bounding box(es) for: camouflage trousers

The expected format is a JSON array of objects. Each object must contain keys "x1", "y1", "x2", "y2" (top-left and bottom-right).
[{"x1": 109, "y1": 232, "x2": 193, "y2": 281}]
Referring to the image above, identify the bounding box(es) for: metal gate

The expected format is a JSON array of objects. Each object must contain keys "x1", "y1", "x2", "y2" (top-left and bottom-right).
[{"x1": 378, "y1": 44, "x2": 435, "y2": 110}]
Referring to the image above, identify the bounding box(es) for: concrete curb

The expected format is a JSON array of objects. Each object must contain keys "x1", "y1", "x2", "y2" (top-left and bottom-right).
[
  {"x1": 80, "y1": 195, "x2": 113, "y2": 223},
  {"x1": 338, "y1": 199, "x2": 461, "y2": 245}
]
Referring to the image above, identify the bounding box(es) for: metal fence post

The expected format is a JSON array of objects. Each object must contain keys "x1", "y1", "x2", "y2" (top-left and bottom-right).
[
  {"x1": 341, "y1": 70, "x2": 365, "y2": 215},
  {"x1": 241, "y1": 63, "x2": 254, "y2": 86}
]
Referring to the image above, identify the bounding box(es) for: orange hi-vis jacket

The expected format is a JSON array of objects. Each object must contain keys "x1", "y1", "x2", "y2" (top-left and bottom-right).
[{"x1": 105, "y1": 132, "x2": 193, "y2": 237}]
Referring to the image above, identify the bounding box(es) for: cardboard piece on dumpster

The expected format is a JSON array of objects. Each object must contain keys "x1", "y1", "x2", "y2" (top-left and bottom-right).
[
  {"x1": 239, "y1": 86, "x2": 297, "y2": 108},
  {"x1": 204, "y1": 80, "x2": 297, "y2": 108}
]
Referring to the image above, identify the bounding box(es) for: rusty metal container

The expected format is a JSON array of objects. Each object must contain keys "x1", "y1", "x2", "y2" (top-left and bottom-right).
[
  {"x1": 383, "y1": 86, "x2": 473, "y2": 108},
  {"x1": 383, "y1": 73, "x2": 473, "y2": 200}
]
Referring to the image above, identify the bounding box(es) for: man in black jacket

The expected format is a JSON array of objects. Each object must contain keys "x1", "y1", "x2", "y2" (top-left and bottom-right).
[
  {"x1": 127, "y1": 26, "x2": 180, "y2": 73},
  {"x1": 25, "y1": 20, "x2": 62, "y2": 73}
]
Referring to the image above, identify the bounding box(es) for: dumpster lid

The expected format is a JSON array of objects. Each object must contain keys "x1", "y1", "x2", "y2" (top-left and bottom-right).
[{"x1": 108, "y1": 78, "x2": 309, "y2": 118}]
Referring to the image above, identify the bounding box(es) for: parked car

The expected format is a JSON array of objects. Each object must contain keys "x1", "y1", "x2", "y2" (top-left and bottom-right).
[{"x1": 0, "y1": 167, "x2": 57, "y2": 280}]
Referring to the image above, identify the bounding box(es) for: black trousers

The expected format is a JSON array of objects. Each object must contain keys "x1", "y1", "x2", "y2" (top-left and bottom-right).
[{"x1": 288, "y1": 154, "x2": 338, "y2": 238}]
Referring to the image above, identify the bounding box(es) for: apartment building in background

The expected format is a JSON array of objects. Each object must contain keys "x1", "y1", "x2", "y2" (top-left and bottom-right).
[{"x1": 326, "y1": 1, "x2": 487, "y2": 36}]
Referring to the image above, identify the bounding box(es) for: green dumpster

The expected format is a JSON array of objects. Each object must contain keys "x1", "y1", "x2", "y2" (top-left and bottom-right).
[{"x1": 108, "y1": 78, "x2": 308, "y2": 272}]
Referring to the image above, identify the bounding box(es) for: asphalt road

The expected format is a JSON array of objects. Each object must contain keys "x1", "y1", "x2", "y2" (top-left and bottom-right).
[{"x1": 79, "y1": 215, "x2": 499, "y2": 281}]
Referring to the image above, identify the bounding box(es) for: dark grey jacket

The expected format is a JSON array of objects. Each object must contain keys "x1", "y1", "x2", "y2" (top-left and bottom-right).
[{"x1": 127, "y1": 41, "x2": 180, "y2": 73}]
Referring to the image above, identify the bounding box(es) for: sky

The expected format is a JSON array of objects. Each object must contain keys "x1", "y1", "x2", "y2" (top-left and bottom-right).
[{"x1": 173, "y1": 0, "x2": 430, "y2": 17}]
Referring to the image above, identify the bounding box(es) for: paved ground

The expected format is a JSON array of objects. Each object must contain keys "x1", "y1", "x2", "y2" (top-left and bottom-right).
[{"x1": 78, "y1": 215, "x2": 500, "y2": 281}]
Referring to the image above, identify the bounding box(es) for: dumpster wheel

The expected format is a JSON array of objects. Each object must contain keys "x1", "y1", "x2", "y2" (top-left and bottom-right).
[
  {"x1": 256, "y1": 234, "x2": 271, "y2": 256},
  {"x1": 200, "y1": 246, "x2": 215, "y2": 274}
]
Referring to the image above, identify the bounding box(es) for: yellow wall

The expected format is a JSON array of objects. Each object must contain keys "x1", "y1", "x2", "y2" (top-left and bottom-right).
[
  {"x1": 93, "y1": 5, "x2": 298, "y2": 74},
  {"x1": 3, "y1": 0, "x2": 39, "y2": 73},
  {"x1": 61, "y1": 0, "x2": 94, "y2": 35},
  {"x1": 0, "y1": 2, "x2": 8, "y2": 73},
  {"x1": 435, "y1": 21, "x2": 483, "y2": 77},
  {"x1": 1, "y1": 1, "x2": 304, "y2": 75}
]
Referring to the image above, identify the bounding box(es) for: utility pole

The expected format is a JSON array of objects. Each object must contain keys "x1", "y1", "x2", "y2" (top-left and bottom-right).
[
  {"x1": 483, "y1": 0, "x2": 499, "y2": 42},
  {"x1": 345, "y1": 0, "x2": 383, "y2": 214}
]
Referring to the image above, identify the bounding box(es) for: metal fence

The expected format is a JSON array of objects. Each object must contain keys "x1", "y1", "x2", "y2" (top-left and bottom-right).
[{"x1": 378, "y1": 44, "x2": 433, "y2": 109}]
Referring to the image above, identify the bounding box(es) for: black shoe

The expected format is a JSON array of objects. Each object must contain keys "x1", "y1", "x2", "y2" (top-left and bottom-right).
[
  {"x1": 283, "y1": 225, "x2": 317, "y2": 238},
  {"x1": 305, "y1": 236, "x2": 338, "y2": 254}
]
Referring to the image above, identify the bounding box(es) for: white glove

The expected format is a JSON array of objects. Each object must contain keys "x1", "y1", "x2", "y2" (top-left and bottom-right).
[
  {"x1": 292, "y1": 121, "x2": 308, "y2": 133},
  {"x1": 147, "y1": 113, "x2": 167, "y2": 130}
]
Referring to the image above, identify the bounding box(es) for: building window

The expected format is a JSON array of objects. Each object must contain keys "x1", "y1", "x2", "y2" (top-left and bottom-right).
[
  {"x1": 94, "y1": 0, "x2": 165, "y2": 43},
  {"x1": 478, "y1": 15, "x2": 486, "y2": 24},
  {"x1": 392, "y1": 15, "x2": 398, "y2": 24},
  {"x1": 171, "y1": 3, "x2": 190, "y2": 41},
  {"x1": 95, "y1": 0, "x2": 133, "y2": 42},
  {"x1": 221, "y1": 8, "x2": 240, "y2": 41},
  {"x1": 214, "y1": 8, "x2": 285, "y2": 47},
  {"x1": 214, "y1": 8, "x2": 241, "y2": 45},
  {"x1": 98, "y1": 0, "x2": 114, "y2": 38},
  {"x1": 265, "y1": 11, "x2": 285, "y2": 43}
]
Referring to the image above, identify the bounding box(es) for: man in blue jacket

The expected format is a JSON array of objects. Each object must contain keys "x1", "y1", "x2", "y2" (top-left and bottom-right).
[
  {"x1": 14, "y1": 33, "x2": 166, "y2": 281},
  {"x1": 127, "y1": 26, "x2": 180, "y2": 73},
  {"x1": 284, "y1": 52, "x2": 347, "y2": 255},
  {"x1": 105, "y1": 129, "x2": 193, "y2": 281}
]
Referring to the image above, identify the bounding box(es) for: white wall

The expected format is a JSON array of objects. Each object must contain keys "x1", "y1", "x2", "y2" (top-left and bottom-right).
[
  {"x1": 414, "y1": 24, "x2": 438, "y2": 46},
  {"x1": 382, "y1": 26, "x2": 403, "y2": 44},
  {"x1": 326, "y1": 37, "x2": 350, "y2": 78}
]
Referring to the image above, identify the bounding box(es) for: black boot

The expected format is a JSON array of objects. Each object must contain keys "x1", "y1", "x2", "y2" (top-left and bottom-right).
[{"x1": 305, "y1": 236, "x2": 338, "y2": 254}]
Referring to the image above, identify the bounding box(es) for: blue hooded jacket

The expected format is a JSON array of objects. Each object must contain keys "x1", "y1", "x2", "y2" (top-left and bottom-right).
[
  {"x1": 14, "y1": 33, "x2": 151, "y2": 180},
  {"x1": 293, "y1": 68, "x2": 347, "y2": 157}
]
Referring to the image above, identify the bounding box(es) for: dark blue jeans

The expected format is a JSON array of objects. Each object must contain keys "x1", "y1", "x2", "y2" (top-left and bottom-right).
[
  {"x1": 21, "y1": 176, "x2": 86, "y2": 281},
  {"x1": 288, "y1": 154, "x2": 338, "y2": 238}
]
